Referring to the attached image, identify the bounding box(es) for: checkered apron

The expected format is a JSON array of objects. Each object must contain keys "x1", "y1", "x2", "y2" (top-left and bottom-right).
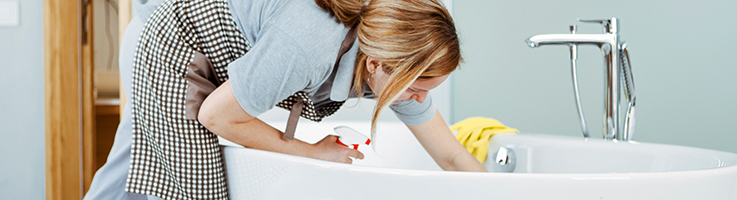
[{"x1": 127, "y1": 0, "x2": 353, "y2": 199}]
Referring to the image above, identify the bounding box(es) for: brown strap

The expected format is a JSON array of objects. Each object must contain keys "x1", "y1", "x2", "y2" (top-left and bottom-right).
[
  {"x1": 283, "y1": 98, "x2": 303, "y2": 140},
  {"x1": 283, "y1": 24, "x2": 359, "y2": 140}
]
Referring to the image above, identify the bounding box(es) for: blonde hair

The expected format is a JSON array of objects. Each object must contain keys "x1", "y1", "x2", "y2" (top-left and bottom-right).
[{"x1": 315, "y1": 0, "x2": 461, "y2": 138}]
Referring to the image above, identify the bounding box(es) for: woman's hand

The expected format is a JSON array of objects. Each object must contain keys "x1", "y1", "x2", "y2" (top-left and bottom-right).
[{"x1": 311, "y1": 135, "x2": 364, "y2": 164}]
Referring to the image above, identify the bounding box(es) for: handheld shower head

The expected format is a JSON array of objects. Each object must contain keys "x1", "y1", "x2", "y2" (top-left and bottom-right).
[{"x1": 620, "y1": 43, "x2": 636, "y2": 141}]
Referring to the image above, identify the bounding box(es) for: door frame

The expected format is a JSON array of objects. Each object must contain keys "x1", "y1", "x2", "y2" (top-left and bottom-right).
[{"x1": 43, "y1": 0, "x2": 95, "y2": 199}]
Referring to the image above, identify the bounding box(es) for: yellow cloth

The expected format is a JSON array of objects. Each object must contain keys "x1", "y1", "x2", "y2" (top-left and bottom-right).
[{"x1": 450, "y1": 117, "x2": 519, "y2": 163}]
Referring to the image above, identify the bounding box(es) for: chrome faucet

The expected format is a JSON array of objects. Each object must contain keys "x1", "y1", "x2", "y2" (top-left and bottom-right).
[{"x1": 525, "y1": 18, "x2": 636, "y2": 141}]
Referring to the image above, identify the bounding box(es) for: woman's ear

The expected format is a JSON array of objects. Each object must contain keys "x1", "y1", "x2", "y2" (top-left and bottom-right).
[{"x1": 365, "y1": 56, "x2": 381, "y2": 73}]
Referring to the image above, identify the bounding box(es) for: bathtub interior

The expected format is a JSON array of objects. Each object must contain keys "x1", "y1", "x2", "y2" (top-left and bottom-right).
[{"x1": 219, "y1": 121, "x2": 737, "y2": 174}]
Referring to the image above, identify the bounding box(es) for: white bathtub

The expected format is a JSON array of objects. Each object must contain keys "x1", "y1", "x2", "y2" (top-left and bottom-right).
[{"x1": 219, "y1": 121, "x2": 737, "y2": 200}]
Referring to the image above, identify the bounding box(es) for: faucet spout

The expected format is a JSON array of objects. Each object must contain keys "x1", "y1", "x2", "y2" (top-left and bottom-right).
[{"x1": 526, "y1": 34, "x2": 616, "y2": 48}]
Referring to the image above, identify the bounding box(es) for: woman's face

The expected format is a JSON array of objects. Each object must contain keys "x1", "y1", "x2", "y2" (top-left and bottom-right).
[{"x1": 366, "y1": 57, "x2": 450, "y2": 104}]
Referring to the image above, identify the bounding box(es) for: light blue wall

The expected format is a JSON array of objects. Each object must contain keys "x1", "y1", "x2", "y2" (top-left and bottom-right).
[
  {"x1": 0, "y1": 0, "x2": 46, "y2": 199},
  {"x1": 452, "y1": 0, "x2": 737, "y2": 153}
]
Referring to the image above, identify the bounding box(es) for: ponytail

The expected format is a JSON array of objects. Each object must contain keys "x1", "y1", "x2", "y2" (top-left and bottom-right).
[{"x1": 314, "y1": 0, "x2": 364, "y2": 27}]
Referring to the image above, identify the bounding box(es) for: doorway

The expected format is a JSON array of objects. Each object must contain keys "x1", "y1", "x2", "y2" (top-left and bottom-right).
[{"x1": 43, "y1": 0, "x2": 130, "y2": 199}]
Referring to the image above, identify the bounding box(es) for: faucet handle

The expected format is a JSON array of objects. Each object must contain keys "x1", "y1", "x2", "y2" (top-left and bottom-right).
[{"x1": 577, "y1": 18, "x2": 618, "y2": 34}]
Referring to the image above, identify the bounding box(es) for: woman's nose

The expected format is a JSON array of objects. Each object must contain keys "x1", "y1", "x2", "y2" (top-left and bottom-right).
[{"x1": 411, "y1": 91, "x2": 428, "y2": 103}]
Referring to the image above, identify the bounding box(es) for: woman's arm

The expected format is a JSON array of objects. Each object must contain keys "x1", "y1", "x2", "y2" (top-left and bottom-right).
[
  {"x1": 406, "y1": 110, "x2": 488, "y2": 172},
  {"x1": 198, "y1": 80, "x2": 364, "y2": 163}
]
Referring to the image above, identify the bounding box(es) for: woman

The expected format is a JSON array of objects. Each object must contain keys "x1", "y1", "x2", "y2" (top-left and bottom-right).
[{"x1": 88, "y1": 0, "x2": 485, "y2": 199}]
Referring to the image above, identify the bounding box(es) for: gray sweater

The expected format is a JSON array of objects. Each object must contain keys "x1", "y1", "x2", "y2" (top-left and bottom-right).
[{"x1": 134, "y1": 0, "x2": 435, "y2": 125}]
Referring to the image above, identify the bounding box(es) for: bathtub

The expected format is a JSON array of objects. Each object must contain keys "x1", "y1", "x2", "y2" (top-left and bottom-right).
[{"x1": 219, "y1": 121, "x2": 737, "y2": 200}]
